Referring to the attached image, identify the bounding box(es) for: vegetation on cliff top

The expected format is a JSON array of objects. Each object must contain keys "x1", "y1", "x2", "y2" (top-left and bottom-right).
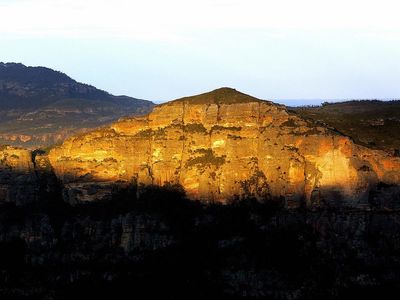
[
  {"x1": 166, "y1": 87, "x2": 273, "y2": 105},
  {"x1": 293, "y1": 100, "x2": 400, "y2": 155}
]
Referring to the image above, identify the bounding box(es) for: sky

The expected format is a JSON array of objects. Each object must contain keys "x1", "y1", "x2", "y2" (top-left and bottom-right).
[{"x1": 0, "y1": 0, "x2": 400, "y2": 105}]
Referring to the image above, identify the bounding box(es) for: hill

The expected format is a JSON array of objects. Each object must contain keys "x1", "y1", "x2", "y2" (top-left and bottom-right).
[
  {"x1": 292, "y1": 100, "x2": 400, "y2": 156},
  {"x1": 0, "y1": 62, "x2": 154, "y2": 148}
]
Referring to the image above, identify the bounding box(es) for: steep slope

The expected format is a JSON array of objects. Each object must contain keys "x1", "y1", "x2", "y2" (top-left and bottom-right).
[
  {"x1": 292, "y1": 100, "x2": 400, "y2": 156},
  {"x1": 49, "y1": 88, "x2": 400, "y2": 207},
  {"x1": 0, "y1": 62, "x2": 154, "y2": 148}
]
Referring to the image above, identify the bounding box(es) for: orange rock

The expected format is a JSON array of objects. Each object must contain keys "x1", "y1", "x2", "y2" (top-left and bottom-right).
[{"x1": 48, "y1": 88, "x2": 400, "y2": 206}]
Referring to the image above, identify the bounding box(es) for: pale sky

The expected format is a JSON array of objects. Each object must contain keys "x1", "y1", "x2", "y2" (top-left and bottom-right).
[{"x1": 0, "y1": 0, "x2": 400, "y2": 105}]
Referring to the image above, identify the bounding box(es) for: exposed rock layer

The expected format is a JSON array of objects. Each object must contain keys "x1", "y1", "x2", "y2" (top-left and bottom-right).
[
  {"x1": 0, "y1": 146, "x2": 59, "y2": 205},
  {"x1": 0, "y1": 146, "x2": 38, "y2": 205},
  {"x1": 48, "y1": 88, "x2": 400, "y2": 207}
]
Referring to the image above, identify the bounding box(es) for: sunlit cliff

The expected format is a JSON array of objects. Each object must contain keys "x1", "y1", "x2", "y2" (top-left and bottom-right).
[{"x1": 44, "y1": 88, "x2": 400, "y2": 207}]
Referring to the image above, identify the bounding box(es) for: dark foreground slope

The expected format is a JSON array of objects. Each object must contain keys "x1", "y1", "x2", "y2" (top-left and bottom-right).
[
  {"x1": 1, "y1": 181, "x2": 400, "y2": 300},
  {"x1": 0, "y1": 63, "x2": 154, "y2": 148},
  {"x1": 292, "y1": 100, "x2": 400, "y2": 156}
]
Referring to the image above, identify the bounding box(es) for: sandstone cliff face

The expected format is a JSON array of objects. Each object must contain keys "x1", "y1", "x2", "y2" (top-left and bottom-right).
[
  {"x1": 0, "y1": 146, "x2": 60, "y2": 205},
  {"x1": 0, "y1": 146, "x2": 38, "y2": 205},
  {"x1": 48, "y1": 88, "x2": 400, "y2": 207}
]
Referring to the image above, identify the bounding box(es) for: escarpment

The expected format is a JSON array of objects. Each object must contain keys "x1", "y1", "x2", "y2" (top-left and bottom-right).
[{"x1": 48, "y1": 88, "x2": 400, "y2": 207}]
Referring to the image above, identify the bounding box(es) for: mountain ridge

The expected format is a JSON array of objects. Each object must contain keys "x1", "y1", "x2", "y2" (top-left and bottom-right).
[{"x1": 0, "y1": 62, "x2": 154, "y2": 148}]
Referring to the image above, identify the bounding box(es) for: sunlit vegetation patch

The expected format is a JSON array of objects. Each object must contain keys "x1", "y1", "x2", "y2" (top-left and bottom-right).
[
  {"x1": 283, "y1": 145, "x2": 299, "y2": 152},
  {"x1": 185, "y1": 148, "x2": 226, "y2": 168},
  {"x1": 211, "y1": 125, "x2": 242, "y2": 132},
  {"x1": 132, "y1": 127, "x2": 175, "y2": 139},
  {"x1": 134, "y1": 129, "x2": 153, "y2": 138},
  {"x1": 103, "y1": 157, "x2": 118, "y2": 163},
  {"x1": 227, "y1": 134, "x2": 242, "y2": 140},
  {"x1": 154, "y1": 127, "x2": 167, "y2": 138},
  {"x1": 280, "y1": 119, "x2": 298, "y2": 127},
  {"x1": 184, "y1": 123, "x2": 207, "y2": 134}
]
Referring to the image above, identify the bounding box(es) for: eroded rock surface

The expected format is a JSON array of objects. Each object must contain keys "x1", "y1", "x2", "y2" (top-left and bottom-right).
[
  {"x1": 0, "y1": 146, "x2": 60, "y2": 205},
  {"x1": 48, "y1": 88, "x2": 400, "y2": 207},
  {"x1": 0, "y1": 146, "x2": 38, "y2": 205}
]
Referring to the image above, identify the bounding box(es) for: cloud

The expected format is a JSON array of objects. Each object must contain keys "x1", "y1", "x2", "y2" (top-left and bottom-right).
[{"x1": 0, "y1": 0, "x2": 399, "y2": 41}]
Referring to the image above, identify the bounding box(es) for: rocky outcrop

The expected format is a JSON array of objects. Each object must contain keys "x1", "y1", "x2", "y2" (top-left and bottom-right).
[
  {"x1": 49, "y1": 88, "x2": 400, "y2": 207},
  {"x1": 0, "y1": 146, "x2": 59, "y2": 205},
  {"x1": 0, "y1": 146, "x2": 38, "y2": 205}
]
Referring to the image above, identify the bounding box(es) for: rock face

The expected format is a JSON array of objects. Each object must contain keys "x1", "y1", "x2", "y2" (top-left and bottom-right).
[
  {"x1": 49, "y1": 88, "x2": 400, "y2": 207},
  {"x1": 0, "y1": 146, "x2": 59, "y2": 205},
  {"x1": 0, "y1": 146, "x2": 38, "y2": 205}
]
